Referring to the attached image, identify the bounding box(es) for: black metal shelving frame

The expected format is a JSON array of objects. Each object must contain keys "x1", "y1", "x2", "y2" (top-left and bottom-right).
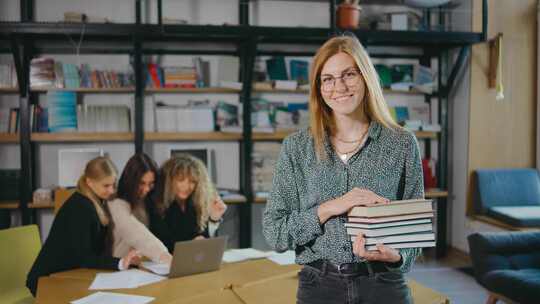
[{"x1": 0, "y1": 0, "x2": 487, "y2": 256}]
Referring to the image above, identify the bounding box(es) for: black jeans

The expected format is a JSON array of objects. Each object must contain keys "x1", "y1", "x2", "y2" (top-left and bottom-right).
[{"x1": 297, "y1": 265, "x2": 412, "y2": 304}]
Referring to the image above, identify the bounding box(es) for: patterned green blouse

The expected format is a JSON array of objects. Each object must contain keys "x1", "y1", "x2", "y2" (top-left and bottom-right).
[{"x1": 262, "y1": 121, "x2": 424, "y2": 273}]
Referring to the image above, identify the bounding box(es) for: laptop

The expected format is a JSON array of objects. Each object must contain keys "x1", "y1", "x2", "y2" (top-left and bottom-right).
[{"x1": 168, "y1": 236, "x2": 227, "y2": 278}]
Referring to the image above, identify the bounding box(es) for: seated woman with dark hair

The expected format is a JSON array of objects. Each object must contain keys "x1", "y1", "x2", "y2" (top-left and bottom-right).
[
  {"x1": 108, "y1": 153, "x2": 172, "y2": 264},
  {"x1": 149, "y1": 154, "x2": 227, "y2": 252}
]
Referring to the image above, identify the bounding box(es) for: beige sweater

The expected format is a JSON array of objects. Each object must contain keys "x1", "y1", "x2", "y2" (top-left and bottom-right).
[{"x1": 108, "y1": 198, "x2": 169, "y2": 262}]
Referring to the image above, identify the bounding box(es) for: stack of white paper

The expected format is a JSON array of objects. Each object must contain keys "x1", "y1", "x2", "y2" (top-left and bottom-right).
[
  {"x1": 222, "y1": 248, "x2": 273, "y2": 263},
  {"x1": 89, "y1": 269, "x2": 166, "y2": 290},
  {"x1": 266, "y1": 250, "x2": 296, "y2": 265},
  {"x1": 141, "y1": 261, "x2": 170, "y2": 276},
  {"x1": 71, "y1": 292, "x2": 154, "y2": 304}
]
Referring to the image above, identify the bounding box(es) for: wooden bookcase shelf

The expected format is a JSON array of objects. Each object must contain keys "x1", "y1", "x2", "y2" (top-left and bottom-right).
[
  {"x1": 0, "y1": 133, "x2": 19, "y2": 143},
  {"x1": 0, "y1": 201, "x2": 54, "y2": 209},
  {"x1": 31, "y1": 132, "x2": 134, "y2": 142},
  {"x1": 27, "y1": 87, "x2": 241, "y2": 94},
  {"x1": 252, "y1": 130, "x2": 438, "y2": 141},
  {"x1": 145, "y1": 132, "x2": 242, "y2": 141}
]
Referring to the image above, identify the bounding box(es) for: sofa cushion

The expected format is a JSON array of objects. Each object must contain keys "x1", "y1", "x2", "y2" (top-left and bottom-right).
[
  {"x1": 475, "y1": 169, "x2": 540, "y2": 214},
  {"x1": 483, "y1": 269, "x2": 540, "y2": 304},
  {"x1": 487, "y1": 206, "x2": 540, "y2": 227}
]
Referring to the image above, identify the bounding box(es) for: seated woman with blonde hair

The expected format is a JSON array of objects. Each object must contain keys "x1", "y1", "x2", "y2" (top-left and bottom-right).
[
  {"x1": 149, "y1": 154, "x2": 227, "y2": 252},
  {"x1": 108, "y1": 153, "x2": 172, "y2": 264},
  {"x1": 26, "y1": 156, "x2": 140, "y2": 297}
]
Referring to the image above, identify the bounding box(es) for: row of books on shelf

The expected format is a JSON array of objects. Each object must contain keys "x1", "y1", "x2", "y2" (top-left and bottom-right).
[
  {"x1": 0, "y1": 64, "x2": 18, "y2": 89},
  {"x1": 375, "y1": 63, "x2": 436, "y2": 94},
  {"x1": 0, "y1": 91, "x2": 131, "y2": 133},
  {"x1": 347, "y1": 199, "x2": 435, "y2": 250},
  {"x1": 29, "y1": 57, "x2": 218, "y2": 90},
  {"x1": 31, "y1": 58, "x2": 134, "y2": 89},
  {"x1": 389, "y1": 104, "x2": 440, "y2": 132},
  {"x1": 144, "y1": 97, "x2": 309, "y2": 133}
]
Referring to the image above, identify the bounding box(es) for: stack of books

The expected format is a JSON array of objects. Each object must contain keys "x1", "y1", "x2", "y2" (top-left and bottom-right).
[{"x1": 347, "y1": 199, "x2": 435, "y2": 250}]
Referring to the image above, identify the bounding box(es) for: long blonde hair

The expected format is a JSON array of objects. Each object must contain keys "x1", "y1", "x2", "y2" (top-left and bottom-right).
[
  {"x1": 155, "y1": 154, "x2": 215, "y2": 231},
  {"x1": 77, "y1": 156, "x2": 117, "y2": 226},
  {"x1": 309, "y1": 34, "x2": 400, "y2": 160}
]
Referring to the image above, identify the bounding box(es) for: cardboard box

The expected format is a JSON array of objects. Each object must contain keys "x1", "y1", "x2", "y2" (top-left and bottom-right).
[{"x1": 54, "y1": 188, "x2": 76, "y2": 213}]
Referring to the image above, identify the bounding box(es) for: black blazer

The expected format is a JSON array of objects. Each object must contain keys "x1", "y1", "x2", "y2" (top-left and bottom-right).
[
  {"x1": 146, "y1": 197, "x2": 209, "y2": 253},
  {"x1": 26, "y1": 192, "x2": 119, "y2": 296}
]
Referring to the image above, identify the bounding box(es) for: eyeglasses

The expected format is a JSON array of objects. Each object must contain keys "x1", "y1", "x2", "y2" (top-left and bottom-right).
[{"x1": 319, "y1": 68, "x2": 361, "y2": 92}]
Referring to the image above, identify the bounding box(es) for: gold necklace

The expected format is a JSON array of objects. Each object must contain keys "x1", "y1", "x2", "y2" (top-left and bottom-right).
[
  {"x1": 333, "y1": 127, "x2": 369, "y2": 161},
  {"x1": 334, "y1": 142, "x2": 362, "y2": 161}
]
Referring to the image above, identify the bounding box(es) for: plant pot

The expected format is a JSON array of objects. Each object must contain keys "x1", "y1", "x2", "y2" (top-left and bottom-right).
[{"x1": 337, "y1": 4, "x2": 361, "y2": 30}]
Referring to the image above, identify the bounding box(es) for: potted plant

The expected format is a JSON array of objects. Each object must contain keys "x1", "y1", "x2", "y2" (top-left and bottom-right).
[{"x1": 337, "y1": 0, "x2": 361, "y2": 30}]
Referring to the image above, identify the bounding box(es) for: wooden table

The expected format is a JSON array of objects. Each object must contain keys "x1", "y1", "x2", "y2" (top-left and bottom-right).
[{"x1": 37, "y1": 259, "x2": 449, "y2": 304}]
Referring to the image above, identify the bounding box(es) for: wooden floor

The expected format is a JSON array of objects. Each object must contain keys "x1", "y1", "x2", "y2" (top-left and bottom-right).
[{"x1": 408, "y1": 248, "x2": 493, "y2": 304}]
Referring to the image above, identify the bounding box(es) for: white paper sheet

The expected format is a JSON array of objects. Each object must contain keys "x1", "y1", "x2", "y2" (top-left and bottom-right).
[
  {"x1": 267, "y1": 250, "x2": 296, "y2": 265},
  {"x1": 89, "y1": 269, "x2": 166, "y2": 290},
  {"x1": 222, "y1": 248, "x2": 273, "y2": 263},
  {"x1": 71, "y1": 292, "x2": 154, "y2": 304},
  {"x1": 141, "y1": 261, "x2": 170, "y2": 276}
]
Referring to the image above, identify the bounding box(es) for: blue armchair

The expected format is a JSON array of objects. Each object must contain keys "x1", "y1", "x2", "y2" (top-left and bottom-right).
[
  {"x1": 474, "y1": 169, "x2": 540, "y2": 227},
  {"x1": 468, "y1": 231, "x2": 540, "y2": 304}
]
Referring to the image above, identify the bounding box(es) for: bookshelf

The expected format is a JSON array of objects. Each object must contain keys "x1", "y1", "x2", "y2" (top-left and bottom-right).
[
  {"x1": 0, "y1": 0, "x2": 487, "y2": 256},
  {"x1": 0, "y1": 201, "x2": 20, "y2": 209},
  {"x1": 253, "y1": 89, "x2": 309, "y2": 94},
  {"x1": 0, "y1": 133, "x2": 19, "y2": 143},
  {"x1": 425, "y1": 189, "x2": 449, "y2": 198},
  {"x1": 31, "y1": 87, "x2": 135, "y2": 94},
  {"x1": 146, "y1": 88, "x2": 241, "y2": 94},
  {"x1": 31, "y1": 132, "x2": 134, "y2": 142},
  {"x1": 0, "y1": 196, "x2": 247, "y2": 211},
  {"x1": 0, "y1": 88, "x2": 18, "y2": 94},
  {"x1": 252, "y1": 130, "x2": 439, "y2": 141},
  {"x1": 145, "y1": 132, "x2": 242, "y2": 141},
  {"x1": 28, "y1": 87, "x2": 241, "y2": 94},
  {"x1": 252, "y1": 88, "x2": 436, "y2": 96}
]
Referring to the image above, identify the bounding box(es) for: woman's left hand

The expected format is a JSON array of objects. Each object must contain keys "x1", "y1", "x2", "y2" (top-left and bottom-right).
[
  {"x1": 209, "y1": 196, "x2": 227, "y2": 222},
  {"x1": 352, "y1": 232, "x2": 401, "y2": 263}
]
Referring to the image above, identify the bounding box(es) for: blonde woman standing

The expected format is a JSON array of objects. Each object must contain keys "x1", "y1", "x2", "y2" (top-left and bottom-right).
[
  {"x1": 263, "y1": 35, "x2": 424, "y2": 304},
  {"x1": 26, "y1": 157, "x2": 140, "y2": 297},
  {"x1": 149, "y1": 154, "x2": 227, "y2": 252}
]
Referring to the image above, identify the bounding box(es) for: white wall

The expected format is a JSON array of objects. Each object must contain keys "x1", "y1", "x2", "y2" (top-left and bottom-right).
[
  {"x1": 0, "y1": 1, "x2": 20, "y2": 21},
  {"x1": 448, "y1": 0, "x2": 506, "y2": 253}
]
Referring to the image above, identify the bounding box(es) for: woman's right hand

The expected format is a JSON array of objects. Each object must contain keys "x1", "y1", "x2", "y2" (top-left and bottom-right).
[
  {"x1": 158, "y1": 252, "x2": 173, "y2": 265},
  {"x1": 122, "y1": 249, "x2": 141, "y2": 269},
  {"x1": 317, "y1": 188, "x2": 389, "y2": 224}
]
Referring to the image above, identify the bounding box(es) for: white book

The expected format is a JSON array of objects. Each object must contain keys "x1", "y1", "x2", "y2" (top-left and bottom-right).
[
  {"x1": 345, "y1": 218, "x2": 432, "y2": 229},
  {"x1": 176, "y1": 107, "x2": 214, "y2": 132},
  {"x1": 0, "y1": 109, "x2": 10, "y2": 132},
  {"x1": 274, "y1": 80, "x2": 298, "y2": 90},
  {"x1": 351, "y1": 233, "x2": 435, "y2": 245},
  {"x1": 144, "y1": 97, "x2": 155, "y2": 132},
  {"x1": 219, "y1": 81, "x2": 243, "y2": 90},
  {"x1": 421, "y1": 124, "x2": 441, "y2": 132},
  {"x1": 348, "y1": 212, "x2": 434, "y2": 224},
  {"x1": 365, "y1": 241, "x2": 436, "y2": 251},
  {"x1": 346, "y1": 223, "x2": 433, "y2": 237},
  {"x1": 348, "y1": 199, "x2": 433, "y2": 218},
  {"x1": 155, "y1": 106, "x2": 177, "y2": 132}
]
